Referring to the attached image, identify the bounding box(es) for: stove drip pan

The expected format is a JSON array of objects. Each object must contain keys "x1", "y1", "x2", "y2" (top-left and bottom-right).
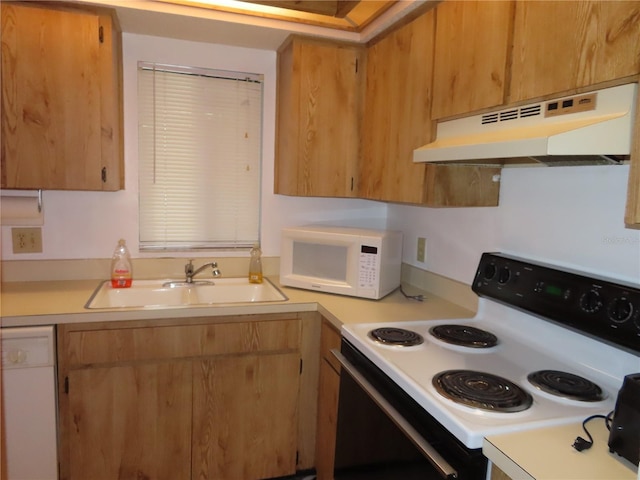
[
  {"x1": 527, "y1": 370, "x2": 606, "y2": 402},
  {"x1": 429, "y1": 325, "x2": 499, "y2": 348},
  {"x1": 433, "y1": 370, "x2": 533, "y2": 412},
  {"x1": 368, "y1": 327, "x2": 424, "y2": 347}
]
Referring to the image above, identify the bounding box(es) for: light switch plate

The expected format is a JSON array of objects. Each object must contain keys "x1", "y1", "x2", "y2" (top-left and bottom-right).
[{"x1": 12, "y1": 227, "x2": 43, "y2": 254}]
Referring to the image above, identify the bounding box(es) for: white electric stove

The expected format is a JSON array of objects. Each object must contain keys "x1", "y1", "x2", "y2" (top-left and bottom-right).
[{"x1": 341, "y1": 253, "x2": 640, "y2": 450}]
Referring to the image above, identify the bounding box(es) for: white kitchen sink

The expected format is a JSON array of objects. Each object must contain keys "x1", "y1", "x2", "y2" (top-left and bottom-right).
[{"x1": 85, "y1": 278, "x2": 288, "y2": 309}]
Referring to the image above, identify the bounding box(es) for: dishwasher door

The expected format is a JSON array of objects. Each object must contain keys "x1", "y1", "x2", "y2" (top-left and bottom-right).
[{"x1": 2, "y1": 326, "x2": 58, "y2": 480}]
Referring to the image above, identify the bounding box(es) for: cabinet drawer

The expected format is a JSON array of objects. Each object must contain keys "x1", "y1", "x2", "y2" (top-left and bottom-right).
[{"x1": 63, "y1": 319, "x2": 300, "y2": 367}]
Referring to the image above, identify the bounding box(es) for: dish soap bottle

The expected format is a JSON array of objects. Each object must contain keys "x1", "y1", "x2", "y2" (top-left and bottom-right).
[
  {"x1": 248, "y1": 244, "x2": 263, "y2": 284},
  {"x1": 111, "y1": 239, "x2": 133, "y2": 288}
]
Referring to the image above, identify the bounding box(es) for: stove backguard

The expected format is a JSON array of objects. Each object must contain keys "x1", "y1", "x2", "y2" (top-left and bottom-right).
[{"x1": 473, "y1": 253, "x2": 640, "y2": 353}]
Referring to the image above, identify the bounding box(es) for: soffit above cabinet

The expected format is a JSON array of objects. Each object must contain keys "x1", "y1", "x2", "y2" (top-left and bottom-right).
[{"x1": 75, "y1": 0, "x2": 433, "y2": 49}]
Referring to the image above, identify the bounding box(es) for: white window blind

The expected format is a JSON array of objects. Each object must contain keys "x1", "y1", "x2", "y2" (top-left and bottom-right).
[{"x1": 138, "y1": 62, "x2": 263, "y2": 251}]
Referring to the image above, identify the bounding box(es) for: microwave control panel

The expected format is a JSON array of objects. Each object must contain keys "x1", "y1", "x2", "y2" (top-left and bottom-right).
[{"x1": 358, "y1": 245, "x2": 379, "y2": 289}]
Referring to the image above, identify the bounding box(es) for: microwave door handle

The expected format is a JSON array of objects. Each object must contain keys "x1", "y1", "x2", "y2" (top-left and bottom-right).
[{"x1": 331, "y1": 349, "x2": 459, "y2": 480}]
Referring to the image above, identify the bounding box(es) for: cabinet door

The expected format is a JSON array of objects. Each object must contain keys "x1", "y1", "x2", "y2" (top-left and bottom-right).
[
  {"x1": 275, "y1": 37, "x2": 362, "y2": 197},
  {"x1": 625, "y1": 81, "x2": 640, "y2": 227},
  {"x1": 1, "y1": 3, "x2": 122, "y2": 191},
  {"x1": 315, "y1": 320, "x2": 341, "y2": 480},
  {"x1": 192, "y1": 352, "x2": 300, "y2": 480},
  {"x1": 431, "y1": 1, "x2": 513, "y2": 120},
  {"x1": 66, "y1": 362, "x2": 193, "y2": 480},
  {"x1": 360, "y1": 11, "x2": 435, "y2": 204},
  {"x1": 510, "y1": 1, "x2": 640, "y2": 103}
]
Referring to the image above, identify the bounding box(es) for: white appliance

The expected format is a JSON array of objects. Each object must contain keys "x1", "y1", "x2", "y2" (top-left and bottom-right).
[
  {"x1": 280, "y1": 225, "x2": 402, "y2": 300},
  {"x1": 413, "y1": 83, "x2": 637, "y2": 166},
  {"x1": 337, "y1": 252, "x2": 640, "y2": 474},
  {"x1": 2, "y1": 326, "x2": 58, "y2": 480}
]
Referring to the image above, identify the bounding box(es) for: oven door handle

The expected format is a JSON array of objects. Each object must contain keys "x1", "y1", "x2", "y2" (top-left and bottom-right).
[{"x1": 332, "y1": 349, "x2": 459, "y2": 480}]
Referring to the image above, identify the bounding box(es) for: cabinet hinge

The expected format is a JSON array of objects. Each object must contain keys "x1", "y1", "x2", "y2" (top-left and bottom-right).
[
  {"x1": 101, "y1": 167, "x2": 107, "y2": 183},
  {"x1": 299, "y1": 359, "x2": 303, "y2": 374},
  {"x1": 99, "y1": 25, "x2": 104, "y2": 43},
  {"x1": 64, "y1": 376, "x2": 69, "y2": 394}
]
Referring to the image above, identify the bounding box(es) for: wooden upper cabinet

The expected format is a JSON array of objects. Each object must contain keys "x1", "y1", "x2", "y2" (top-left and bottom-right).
[
  {"x1": 431, "y1": 0, "x2": 514, "y2": 120},
  {"x1": 359, "y1": 10, "x2": 501, "y2": 207},
  {"x1": 275, "y1": 36, "x2": 363, "y2": 197},
  {"x1": 360, "y1": 11, "x2": 436, "y2": 204},
  {"x1": 625, "y1": 80, "x2": 640, "y2": 228},
  {"x1": 510, "y1": 1, "x2": 640, "y2": 103},
  {"x1": 1, "y1": 2, "x2": 123, "y2": 191}
]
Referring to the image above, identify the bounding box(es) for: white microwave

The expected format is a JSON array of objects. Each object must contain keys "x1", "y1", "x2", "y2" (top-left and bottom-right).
[{"x1": 280, "y1": 225, "x2": 403, "y2": 300}]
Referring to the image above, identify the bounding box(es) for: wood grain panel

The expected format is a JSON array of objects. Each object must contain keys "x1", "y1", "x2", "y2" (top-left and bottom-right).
[
  {"x1": 314, "y1": 319, "x2": 342, "y2": 480},
  {"x1": 274, "y1": 37, "x2": 299, "y2": 195},
  {"x1": 275, "y1": 36, "x2": 362, "y2": 197},
  {"x1": 297, "y1": 312, "x2": 322, "y2": 470},
  {"x1": 625, "y1": 81, "x2": 640, "y2": 228},
  {"x1": 1, "y1": 4, "x2": 103, "y2": 190},
  {"x1": 66, "y1": 362, "x2": 192, "y2": 480},
  {"x1": 64, "y1": 319, "x2": 300, "y2": 366},
  {"x1": 192, "y1": 352, "x2": 300, "y2": 479},
  {"x1": 510, "y1": 1, "x2": 640, "y2": 103},
  {"x1": 319, "y1": 319, "x2": 341, "y2": 373},
  {"x1": 360, "y1": 10, "x2": 435, "y2": 204},
  {"x1": 315, "y1": 356, "x2": 341, "y2": 480},
  {"x1": 490, "y1": 464, "x2": 514, "y2": 480},
  {"x1": 98, "y1": 11, "x2": 124, "y2": 190},
  {"x1": 1, "y1": 3, "x2": 123, "y2": 191},
  {"x1": 431, "y1": 0, "x2": 513, "y2": 120},
  {"x1": 424, "y1": 164, "x2": 501, "y2": 207}
]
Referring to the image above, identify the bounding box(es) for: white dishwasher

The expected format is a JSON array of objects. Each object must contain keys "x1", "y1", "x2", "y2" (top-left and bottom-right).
[{"x1": 2, "y1": 326, "x2": 58, "y2": 480}]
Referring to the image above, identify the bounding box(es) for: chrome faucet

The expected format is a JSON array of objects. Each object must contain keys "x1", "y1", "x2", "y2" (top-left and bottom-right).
[{"x1": 185, "y1": 259, "x2": 221, "y2": 284}]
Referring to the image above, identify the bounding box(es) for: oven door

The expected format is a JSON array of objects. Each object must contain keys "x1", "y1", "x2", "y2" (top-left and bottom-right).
[{"x1": 332, "y1": 340, "x2": 487, "y2": 480}]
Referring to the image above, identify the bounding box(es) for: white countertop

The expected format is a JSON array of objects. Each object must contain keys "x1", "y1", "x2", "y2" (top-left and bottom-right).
[
  {"x1": 485, "y1": 420, "x2": 638, "y2": 480},
  {"x1": 1, "y1": 276, "x2": 637, "y2": 480},
  {"x1": 0, "y1": 277, "x2": 473, "y2": 328}
]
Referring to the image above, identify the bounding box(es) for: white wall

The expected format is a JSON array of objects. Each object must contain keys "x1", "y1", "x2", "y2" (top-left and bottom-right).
[
  {"x1": 0, "y1": 33, "x2": 386, "y2": 261},
  {"x1": 3, "y1": 32, "x2": 639, "y2": 289},
  {"x1": 390, "y1": 165, "x2": 640, "y2": 285}
]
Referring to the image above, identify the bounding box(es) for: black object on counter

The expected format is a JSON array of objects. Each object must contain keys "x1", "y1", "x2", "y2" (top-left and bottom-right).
[{"x1": 608, "y1": 373, "x2": 640, "y2": 466}]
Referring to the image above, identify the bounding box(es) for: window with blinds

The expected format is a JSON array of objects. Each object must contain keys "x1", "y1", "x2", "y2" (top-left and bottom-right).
[{"x1": 137, "y1": 62, "x2": 263, "y2": 251}]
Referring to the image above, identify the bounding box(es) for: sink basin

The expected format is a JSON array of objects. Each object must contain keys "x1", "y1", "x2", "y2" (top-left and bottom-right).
[{"x1": 85, "y1": 278, "x2": 288, "y2": 309}]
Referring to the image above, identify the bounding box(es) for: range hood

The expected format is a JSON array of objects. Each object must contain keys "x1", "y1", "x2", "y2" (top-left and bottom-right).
[{"x1": 414, "y1": 83, "x2": 637, "y2": 166}]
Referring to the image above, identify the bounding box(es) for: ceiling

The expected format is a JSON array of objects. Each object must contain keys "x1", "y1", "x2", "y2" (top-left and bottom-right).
[
  {"x1": 157, "y1": 0, "x2": 398, "y2": 32},
  {"x1": 80, "y1": 0, "x2": 432, "y2": 50}
]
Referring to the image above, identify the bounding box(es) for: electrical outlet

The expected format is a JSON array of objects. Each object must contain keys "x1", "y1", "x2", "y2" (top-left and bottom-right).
[
  {"x1": 417, "y1": 237, "x2": 426, "y2": 263},
  {"x1": 12, "y1": 227, "x2": 43, "y2": 254}
]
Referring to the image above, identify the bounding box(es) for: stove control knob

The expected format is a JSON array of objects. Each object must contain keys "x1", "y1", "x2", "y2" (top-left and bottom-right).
[
  {"x1": 483, "y1": 264, "x2": 497, "y2": 281},
  {"x1": 607, "y1": 297, "x2": 634, "y2": 324},
  {"x1": 497, "y1": 266, "x2": 511, "y2": 284},
  {"x1": 580, "y1": 290, "x2": 603, "y2": 314}
]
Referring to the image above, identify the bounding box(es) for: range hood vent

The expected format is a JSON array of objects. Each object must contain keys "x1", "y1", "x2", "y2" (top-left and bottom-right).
[{"x1": 414, "y1": 83, "x2": 637, "y2": 166}]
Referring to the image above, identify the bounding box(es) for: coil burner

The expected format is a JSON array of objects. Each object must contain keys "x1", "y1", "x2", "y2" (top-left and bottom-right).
[
  {"x1": 368, "y1": 327, "x2": 424, "y2": 347},
  {"x1": 433, "y1": 370, "x2": 533, "y2": 412},
  {"x1": 429, "y1": 325, "x2": 499, "y2": 349},
  {"x1": 527, "y1": 370, "x2": 606, "y2": 402}
]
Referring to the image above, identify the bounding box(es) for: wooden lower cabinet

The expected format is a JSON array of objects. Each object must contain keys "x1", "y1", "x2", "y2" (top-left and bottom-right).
[
  {"x1": 490, "y1": 464, "x2": 513, "y2": 480},
  {"x1": 68, "y1": 362, "x2": 193, "y2": 479},
  {"x1": 315, "y1": 319, "x2": 342, "y2": 480},
  {"x1": 57, "y1": 314, "x2": 305, "y2": 480},
  {"x1": 192, "y1": 353, "x2": 300, "y2": 479}
]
